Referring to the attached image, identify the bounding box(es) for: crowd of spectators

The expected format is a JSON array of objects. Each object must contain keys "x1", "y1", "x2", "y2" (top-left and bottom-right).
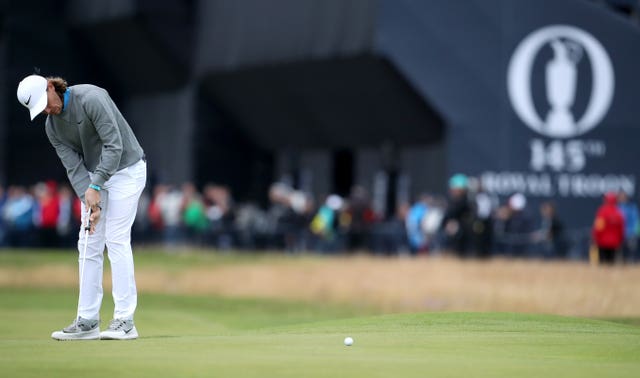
[
  {"x1": 1, "y1": 175, "x2": 638, "y2": 263},
  {"x1": 0, "y1": 181, "x2": 78, "y2": 249}
]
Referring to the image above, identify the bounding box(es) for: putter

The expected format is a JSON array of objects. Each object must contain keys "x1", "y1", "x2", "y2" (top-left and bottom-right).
[{"x1": 77, "y1": 208, "x2": 92, "y2": 321}]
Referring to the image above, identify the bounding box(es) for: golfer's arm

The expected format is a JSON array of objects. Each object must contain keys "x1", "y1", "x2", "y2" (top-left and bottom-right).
[
  {"x1": 83, "y1": 91, "x2": 123, "y2": 188},
  {"x1": 46, "y1": 128, "x2": 91, "y2": 201}
]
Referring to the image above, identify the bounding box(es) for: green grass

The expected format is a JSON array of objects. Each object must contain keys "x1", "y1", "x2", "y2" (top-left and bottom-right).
[
  {"x1": 0, "y1": 248, "x2": 320, "y2": 270},
  {"x1": 0, "y1": 288, "x2": 639, "y2": 378},
  {"x1": 1, "y1": 250, "x2": 639, "y2": 377}
]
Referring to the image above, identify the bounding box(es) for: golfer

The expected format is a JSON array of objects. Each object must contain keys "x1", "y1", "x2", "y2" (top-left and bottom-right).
[{"x1": 17, "y1": 74, "x2": 146, "y2": 340}]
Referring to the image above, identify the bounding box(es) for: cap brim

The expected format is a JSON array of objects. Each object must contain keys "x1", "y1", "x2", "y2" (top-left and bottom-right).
[{"x1": 28, "y1": 94, "x2": 48, "y2": 121}]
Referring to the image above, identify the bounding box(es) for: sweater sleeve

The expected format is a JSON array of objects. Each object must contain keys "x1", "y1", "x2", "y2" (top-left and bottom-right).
[
  {"x1": 45, "y1": 120, "x2": 91, "y2": 201},
  {"x1": 81, "y1": 90, "x2": 123, "y2": 187}
]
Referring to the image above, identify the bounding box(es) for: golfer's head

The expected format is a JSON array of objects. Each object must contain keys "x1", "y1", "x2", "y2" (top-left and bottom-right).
[
  {"x1": 17, "y1": 75, "x2": 67, "y2": 119},
  {"x1": 17, "y1": 75, "x2": 48, "y2": 120}
]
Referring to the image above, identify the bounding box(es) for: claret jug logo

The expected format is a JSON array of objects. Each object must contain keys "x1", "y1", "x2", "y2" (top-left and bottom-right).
[{"x1": 507, "y1": 25, "x2": 614, "y2": 138}]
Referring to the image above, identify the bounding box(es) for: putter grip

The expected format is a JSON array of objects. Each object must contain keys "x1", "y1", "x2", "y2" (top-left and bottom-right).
[{"x1": 84, "y1": 209, "x2": 92, "y2": 231}]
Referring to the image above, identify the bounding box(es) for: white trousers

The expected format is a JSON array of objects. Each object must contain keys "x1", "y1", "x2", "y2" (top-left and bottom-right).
[{"x1": 77, "y1": 159, "x2": 146, "y2": 320}]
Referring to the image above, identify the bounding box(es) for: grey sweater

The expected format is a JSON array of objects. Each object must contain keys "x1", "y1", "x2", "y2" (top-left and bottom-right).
[{"x1": 45, "y1": 84, "x2": 144, "y2": 200}]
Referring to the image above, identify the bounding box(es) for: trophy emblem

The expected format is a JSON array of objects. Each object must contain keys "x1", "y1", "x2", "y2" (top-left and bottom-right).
[
  {"x1": 507, "y1": 25, "x2": 614, "y2": 138},
  {"x1": 545, "y1": 39, "x2": 583, "y2": 136}
]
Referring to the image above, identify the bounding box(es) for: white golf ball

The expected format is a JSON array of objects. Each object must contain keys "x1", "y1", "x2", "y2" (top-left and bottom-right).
[{"x1": 344, "y1": 337, "x2": 354, "y2": 346}]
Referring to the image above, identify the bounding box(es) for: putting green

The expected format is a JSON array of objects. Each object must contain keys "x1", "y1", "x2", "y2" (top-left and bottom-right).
[{"x1": 0, "y1": 288, "x2": 638, "y2": 378}]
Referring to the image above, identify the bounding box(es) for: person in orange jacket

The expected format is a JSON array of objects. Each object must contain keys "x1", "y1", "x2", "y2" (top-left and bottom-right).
[{"x1": 592, "y1": 192, "x2": 625, "y2": 264}]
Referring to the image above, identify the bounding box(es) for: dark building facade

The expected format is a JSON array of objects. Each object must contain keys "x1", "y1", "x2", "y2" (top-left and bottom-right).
[{"x1": 1, "y1": 0, "x2": 639, "y2": 230}]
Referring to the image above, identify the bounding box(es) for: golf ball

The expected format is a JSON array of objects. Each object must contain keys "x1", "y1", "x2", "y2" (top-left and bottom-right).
[{"x1": 344, "y1": 337, "x2": 354, "y2": 346}]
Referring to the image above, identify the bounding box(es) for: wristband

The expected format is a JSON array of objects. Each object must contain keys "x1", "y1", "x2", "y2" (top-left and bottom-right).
[{"x1": 89, "y1": 184, "x2": 101, "y2": 191}]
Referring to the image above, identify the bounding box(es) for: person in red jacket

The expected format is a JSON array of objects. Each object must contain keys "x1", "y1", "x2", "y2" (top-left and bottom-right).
[
  {"x1": 34, "y1": 180, "x2": 61, "y2": 247},
  {"x1": 592, "y1": 192, "x2": 625, "y2": 264}
]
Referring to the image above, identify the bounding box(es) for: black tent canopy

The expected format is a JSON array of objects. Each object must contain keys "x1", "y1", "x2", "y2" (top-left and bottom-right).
[{"x1": 199, "y1": 55, "x2": 445, "y2": 150}]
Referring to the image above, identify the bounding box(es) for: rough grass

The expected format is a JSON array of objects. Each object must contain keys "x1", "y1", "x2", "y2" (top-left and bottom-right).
[{"x1": 2, "y1": 249, "x2": 640, "y2": 316}]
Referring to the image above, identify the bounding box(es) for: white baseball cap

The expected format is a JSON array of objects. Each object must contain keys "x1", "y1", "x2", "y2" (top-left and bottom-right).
[{"x1": 17, "y1": 75, "x2": 48, "y2": 120}]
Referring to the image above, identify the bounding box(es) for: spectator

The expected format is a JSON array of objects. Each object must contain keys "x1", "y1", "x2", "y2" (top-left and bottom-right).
[
  {"x1": 2, "y1": 185, "x2": 36, "y2": 247},
  {"x1": 343, "y1": 185, "x2": 376, "y2": 251},
  {"x1": 441, "y1": 174, "x2": 474, "y2": 256},
  {"x1": 35, "y1": 180, "x2": 61, "y2": 247},
  {"x1": 617, "y1": 191, "x2": 639, "y2": 263},
  {"x1": 422, "y1": 196, "x2": 446, "y2": 253},
  {"x1": 405, "y1": 195, "x2": 428, "y2": 254},
  {"x1": 265, "y1": 182, "x2": 297, "y2": 249},
  {"x1": 536, "y1": 201, "x2": 567, "y2": 259},
  {"x1": 503, "y1": 193, "x2": 534, "y2": 257},
  {"x1": 405, "y1": 194, "x2": 430, "y2": 255},
  {"x1": 310, "y1": 194, "x2": 343, "y2": 253},
  {"x1": 57, "y1": 184, "x2": 76, "y2": 247},
  {"x1": 370, "y1": 201, "x2": 408, "y2": 255},
  {"x1": 492, "y1": 202, "x2": 510, "y2": 255},
  {"x1": 470, "y1": 179, "x2": 497, "y2": 258},
  {"x1": 132, "y1": 189, "x2": 151, "y2": 245},
  {"x1": 0, "y1": 184, "x2": 6, "y2": 247},
  {"x1": 592, "y1": 192, "x2": 625, "y2": 265},
  {"x1": 203, "y1": 184, "x2": 236, "y2": 250},
  {"x1": 155, "y1": 184, "x2": 184, "y2": 246},
  {"x1": 285, "y1": 190, "x2": 314, "y2": 253},
  {"x1": 181, "y1": 182, "x2": 208, "y2": 245},
  {"x1": 234, "y1": 202, "x2": 270, "y2": 249},
  {"x1": 147, "y1": 186, "x2": 165, "y2": 243}
]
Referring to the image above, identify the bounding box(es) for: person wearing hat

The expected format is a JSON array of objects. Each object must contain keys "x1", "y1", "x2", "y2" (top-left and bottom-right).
[
  {"x1": 441, "y1": 173, "x2": 474, "y2": 256},
  {"x1": 592, "y1": 192, "x2": 625, "y2": 265},
  {"x1": 17, "y1": 74, "x2": 146, "y2": 340}
]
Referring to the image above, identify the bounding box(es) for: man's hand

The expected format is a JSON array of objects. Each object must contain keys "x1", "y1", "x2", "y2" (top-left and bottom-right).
[
  {"x1": 88, "y1": 206, "x2": 101, "y2": 234},
  {"x1": 84, "y1": 186, "x2": 102, "y2": 234},
  {"x1": 85, "y1": 186, "x2": 101, "y2": 209}
]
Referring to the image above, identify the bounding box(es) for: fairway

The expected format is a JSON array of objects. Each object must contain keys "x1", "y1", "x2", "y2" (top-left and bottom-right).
[{"x1": 1, "y1": 250, "x2": 639, "y2": 377}]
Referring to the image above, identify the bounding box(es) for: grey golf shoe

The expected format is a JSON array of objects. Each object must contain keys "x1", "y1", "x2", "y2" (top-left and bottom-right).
[
  {"x1": 100, "y1": 318, "x2": 139, "y2": 340},
  {"x1": 51, "y1": 317, "x2": 100, "y2": 341}
]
